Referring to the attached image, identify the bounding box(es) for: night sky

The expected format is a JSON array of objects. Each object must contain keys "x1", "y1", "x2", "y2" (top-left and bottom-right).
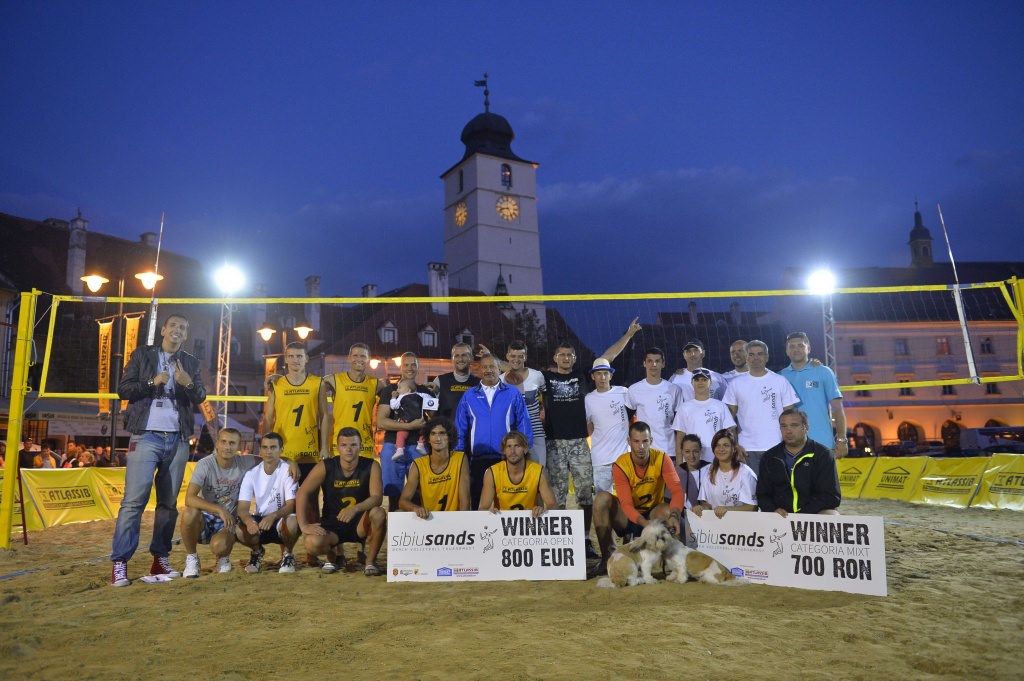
[{"x1": 2, "y1": 2, "x2": 1022, "y2": 298}]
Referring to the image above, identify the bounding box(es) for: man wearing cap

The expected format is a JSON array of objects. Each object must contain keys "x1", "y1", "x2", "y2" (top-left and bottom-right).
[
  {"x1": 627, "y1": 347, "x2": 682, "y2": 462},
  {"x1": 780, "y1": 332, "x2": 848, "y2": 458},
  {"x1": 722, "y1": 340, "x2": 798, "y2": 473},
  {"x1": 585, "y1": 357, "x2": 632, "y2": 494},
  {"x1": 671, "y1": 367, "x2": 736, "y2": 464},
  {"x1": 721, "y1": 339, "x2": 749, "y2": 383},
  {"x1": 670, "y1": 339, "x2": 727, "y2": 401}
]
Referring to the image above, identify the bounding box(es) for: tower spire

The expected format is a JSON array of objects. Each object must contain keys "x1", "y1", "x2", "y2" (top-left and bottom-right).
[{"x1": 474, "y1": 73, "x2": 490, "y2": 112}]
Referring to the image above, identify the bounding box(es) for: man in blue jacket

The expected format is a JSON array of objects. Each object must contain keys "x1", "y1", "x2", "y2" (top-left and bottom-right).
[{"x1": 454, "y1": 354, "x2": 532, "y2": 508}]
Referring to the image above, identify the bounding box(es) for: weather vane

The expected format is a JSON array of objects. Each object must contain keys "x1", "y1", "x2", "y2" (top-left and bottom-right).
[{"x1": 474, "y1": 73, "x2": 490, "y2": 112}]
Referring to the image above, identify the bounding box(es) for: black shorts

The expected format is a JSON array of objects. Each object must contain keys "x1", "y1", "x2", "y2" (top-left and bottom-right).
[
  {"x1": 617, "y1": 509, "x2": 652, "y2": 539},
  {"x1": 252, "y1": 514, "x2": 284, "y2": 545},
  {"x1": 298, "y1": 462, "x2": 318, "y2": 483},
  {"x1": 321, "y1": 510, "x2": 366, "y2": 544}
]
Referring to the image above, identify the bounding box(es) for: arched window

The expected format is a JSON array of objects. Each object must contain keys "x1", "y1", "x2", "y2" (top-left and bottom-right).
[
  {"x1": 852, "y1": 422, "x2": 878, "y2": 455},
  {"x1": 940, "y1": 420, "x2": 961, "y2": 452},
  {"x1": 501, "y1": 164, "x2": 512, "y2": 188},
  {"x1": 897, "y1": 421, "x2": 921, "y2": 448}
]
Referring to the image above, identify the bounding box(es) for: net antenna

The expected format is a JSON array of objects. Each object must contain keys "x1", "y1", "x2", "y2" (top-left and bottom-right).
[
  {"x1": 937, "y1": 203, "x2": 981, "y2": 385},
  {"x1": 145, "y1": 211, "x2": 166, "y2": 345}
]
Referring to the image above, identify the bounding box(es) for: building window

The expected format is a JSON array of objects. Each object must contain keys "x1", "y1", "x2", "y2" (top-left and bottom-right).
[
  {"x1": 985, "y1": 382, "x2": 1001, "y2": 395},
  {"x1": 854, "y1": 379, "x2": 871, "y2": 397},
  {"x1": 455, "y1": 328, "x2": 474, "y2": 348},
  {"x1": 501, "y1": 163, "x2": 512, "y2": 188},
  {"x1": 458, "y1": 169, "x2": 464, "y2": 193},
  {"x1": 936, "y1": 337, "x2": 950, "y2": 356},
  {"x1": 418, "y1": 325, "x2": 437, "y2": 348},
  {"x1": 851, "y1": 339, "x2": 865, "y2": 356},
  {"x1": 898, "y1": 378, "x2": 914, "y2": 397},
  {"x1": 941, "y1": 384, "x2": 956, "y2": 396},
  {"x1": 980, "y1": 337, "x2": 994, "y2": 354},
  {"x1": 894, "y1": 338, "x2": 910, "y2": 356},
  {"x1": 378, "y1": 322, "x2": 398, "y2": 345}
]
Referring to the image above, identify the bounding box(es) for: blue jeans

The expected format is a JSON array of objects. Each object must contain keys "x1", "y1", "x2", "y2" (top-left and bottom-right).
[
  {"x1": 111, "y1": 432, "x2": 189, "y2": 561},
  {"x1": 379, "y1": 442, "x2": 422, "y2": 497}
]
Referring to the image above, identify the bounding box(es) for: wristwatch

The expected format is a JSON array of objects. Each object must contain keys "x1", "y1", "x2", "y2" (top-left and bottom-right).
[
  {"x1": 835, "y1": 437, "x2": 848, "y2": 444},
  {"x1": 147, "y1": 379, "x2": 155, "y2": 388}
]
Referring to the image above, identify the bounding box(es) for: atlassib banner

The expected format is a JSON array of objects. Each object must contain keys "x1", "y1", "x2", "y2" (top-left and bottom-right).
[
  {"x1": 687, "y1": 510, "x2": 887, "y2": 597},
  {"x1": 837, "y1": 457, "x2": 877, "y2": 498},
  {"x1": 20, "y1": 468, "x2": 113, "y2": 527},
  {"x1": 971, "y1": 453, "x2": 1024, "y2": 511},
  {"x1": 859, "y1": 456, "x2": 929, "y2": 501},
  {"x1": 97, "y1": 320, "x2": 113, "y2": 415},
  {"x1": 909, "y1": 457, "x2": 989, "y2": 508},
  {"x1": 91, "y1": 466, "x2": 127, "y2": 514},
  {"x1": 387, "y1": 510, "x2": 585, "y2": 582}
]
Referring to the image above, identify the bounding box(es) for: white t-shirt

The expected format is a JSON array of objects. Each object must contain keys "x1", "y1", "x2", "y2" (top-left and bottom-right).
[
  {"x1": 722, "y1": 369, "x2": 748, "y2": 383},
  {"x1": 698, "y1": 463, "x2": 758, "y2": 508},
  {"x1": 626, "y1": 379, "x2": 681, "y2": 456},
  {"x1": 722, "y1": 371, "x2": 799, "y2": 451},
  {"x1": 671, "y1": 398, "x2": 736, "y2": 463},
  {"x1": 238, "y1": 460, "x2": 298, "y2": 517},
  {"x1": 501, "y1": 368, "x2": 546, "y2": 438},
  {"x1": 669, "y1": 368, "x2": 728, "y2": 402},
  {"x1": 585, "y1": 386, "x2": 631, "y2": 466}
]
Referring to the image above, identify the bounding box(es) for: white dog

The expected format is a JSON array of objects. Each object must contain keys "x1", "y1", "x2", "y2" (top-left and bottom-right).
[
  {"x1": 595, "y1": 522, "x2": 670, "y2": 588},
  {"x1": 651, "y1": 521, "x2": 749, "y2": 586}
]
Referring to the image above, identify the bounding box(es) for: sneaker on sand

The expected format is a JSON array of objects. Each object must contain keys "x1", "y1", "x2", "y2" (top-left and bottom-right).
[
  {"x1": 321, "y1": 561, "x2": 338, "y2": 574},
  {"x1": 217, "y1": 556, "x2": 233, "y2": 573},
  {"x1": 245, "y1": 547, "x2": 265, "y2": 574},
  {"x1": 279, "y1": 553, "x2": 296, "y2": 574},
  {"x1": 183, "y1": 553, "x2": 201, "y2": 578},
  {"x1": 150, "y1": 555, "x2": 182, "y2": 578},
  {"x1": 111, "y1": 560, "x2": 130, "y2": 587}
]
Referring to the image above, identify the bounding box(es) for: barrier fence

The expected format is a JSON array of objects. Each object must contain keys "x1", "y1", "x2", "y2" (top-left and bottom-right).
[{"x1": 5, "y1": 454, "x2": 1021, "y2": 536}]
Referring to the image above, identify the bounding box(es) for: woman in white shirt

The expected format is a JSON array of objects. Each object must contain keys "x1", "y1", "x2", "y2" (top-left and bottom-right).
[{"x1": 692, "y1": 429, "x2": 758, "y2": 518}]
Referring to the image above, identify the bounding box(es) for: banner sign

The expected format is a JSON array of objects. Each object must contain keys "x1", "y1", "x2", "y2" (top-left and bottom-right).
[
  {"x1": 971, "y1": 453, "x2": 1024, "y2": 511},
  {"x1": 687, "y1": 510, "x2": 888, "y2": 596},
  {"x1": 387, "y1": 510, "x2": 585, "y2": 582},
  {"x1": 91, "y1": 466, "x2": 127, "y2": 514},
  {"x1": 837, "y1": 457, "x2": 877, "y2": 499},
  {"x1": 97, "y1": 320, "x2": 113, "y2": 415},
  {"x1": 122, "y1": 315, "x2": 141, "y2": 411},
  {"x1": 859, "y1": 456, "x2": 929, "y2": 501},
  {"x1": 909, "y1": 457, "x2": 989, "y2": 508},
  {"x1": 20, "y1": 468, "x2": 113, "y2": 527}
]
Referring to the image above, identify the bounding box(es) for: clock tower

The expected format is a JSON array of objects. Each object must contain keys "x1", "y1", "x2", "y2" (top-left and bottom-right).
[{"x1": 440, "y1": 90, "x2": 544, "y2": 311}]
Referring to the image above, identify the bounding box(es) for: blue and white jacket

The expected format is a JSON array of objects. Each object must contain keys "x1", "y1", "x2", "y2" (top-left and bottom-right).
[{"x1": 454, "y1": 381, "x2": 533, "y2": 462}]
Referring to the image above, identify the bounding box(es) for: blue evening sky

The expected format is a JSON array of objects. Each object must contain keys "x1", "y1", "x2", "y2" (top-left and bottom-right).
[{"x1": 2, "y1": 2, "x2": 1021, "y2": 297}]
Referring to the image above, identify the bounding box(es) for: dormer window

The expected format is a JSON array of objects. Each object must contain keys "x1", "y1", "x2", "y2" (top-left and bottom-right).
[
  {"x1": 501, "y1": 164, "x2": 512, "y2": 188},
  {"x1": 455, "y1": 328, "x2": 474, "y2": 347},
  {"x1": 378, "y1": 321, "x2": 398, "y2": 345},
  {"x1": 418, "y1": 325, "x2": 437, "y2": 348}
]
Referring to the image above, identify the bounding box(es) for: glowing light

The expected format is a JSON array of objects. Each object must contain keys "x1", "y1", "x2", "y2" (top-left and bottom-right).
[
  {"x1": 807, "y1": 268, "x2": 836, "y2": 296},
  {"x1": 214, "y1": 264, "x2": 245, "y2": 295},
  {"x1": 134, "y1": 271, "x2": 164, "y2": 290},
  {"x1": 81, "y1": 274, "x2": 109, "y2": 293}
]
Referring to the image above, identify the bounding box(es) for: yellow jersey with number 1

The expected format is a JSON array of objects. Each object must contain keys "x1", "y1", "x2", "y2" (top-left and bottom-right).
[
  {"x1": 272, "y1": 375, "x2": 322, "y2": 464},
  {"x1": 330, "y1": 372, "x2": 379, "y2": 458},
  {"x1": 413, "y1": 451, "x2": 465, "y2": 511}
]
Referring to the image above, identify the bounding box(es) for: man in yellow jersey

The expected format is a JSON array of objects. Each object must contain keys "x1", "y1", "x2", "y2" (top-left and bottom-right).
[
  {"x1": 264, "y1": 342, "x2": 323, "y2": 480},
  {"x1": 479, "y1": 430, "x2": 556, "y2": 517},
  {"x1": 320, "y1": 342, "x2": 380, "y2": 458},
  {"x1": 592, "y1": 421, "x2": 685, "y2": 576},
  {"x1": 399, "y1": 419, "x2": 470, "y2": 517}
]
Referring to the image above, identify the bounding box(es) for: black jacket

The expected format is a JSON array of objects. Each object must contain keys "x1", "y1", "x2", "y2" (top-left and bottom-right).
[
  {"x1": 118, "y1": 345, "x2": 206, "y2": 438},
  {"x1": 756, "y1": 439, "x2": 841, "y2": 514}
]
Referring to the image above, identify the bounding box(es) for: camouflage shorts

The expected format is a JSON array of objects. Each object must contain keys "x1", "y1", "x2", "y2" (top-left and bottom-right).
[{"x1": 546, "y1": 438, "x2": 594, "y2": 507}]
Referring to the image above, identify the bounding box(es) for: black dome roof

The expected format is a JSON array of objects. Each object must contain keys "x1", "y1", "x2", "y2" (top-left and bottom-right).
[{"x1": 459, "y1": 112, "x2": 529, "y2": 163}]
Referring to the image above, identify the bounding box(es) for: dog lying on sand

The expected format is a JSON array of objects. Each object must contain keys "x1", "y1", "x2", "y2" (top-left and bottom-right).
[{"x1": 596, "y1": 519, "x2": 748, "y2": 588}]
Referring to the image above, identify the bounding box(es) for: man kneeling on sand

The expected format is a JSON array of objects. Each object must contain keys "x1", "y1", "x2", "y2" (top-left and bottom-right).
[{"x1": 235, "y1": 432, "x2": 301, "y2": 574}]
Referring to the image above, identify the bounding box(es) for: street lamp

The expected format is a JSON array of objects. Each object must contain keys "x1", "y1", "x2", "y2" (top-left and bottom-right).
[
  {"x1": 214, "y1": 264, "x2": 246, "y2": 428},
  {"x1": 807, "y1": 268, "x2": 837, "y2": 371},
  {"x1": 256, "y1": 316, "x2": 314, "y2": 375},
  {"x1": 81, "y1": 267, "x2": 163, "y2": 455}
]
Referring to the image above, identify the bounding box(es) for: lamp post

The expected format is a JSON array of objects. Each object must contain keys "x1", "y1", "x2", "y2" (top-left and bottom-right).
[
  {"x1": 81, "y1": 268, "x2": 163, "y2": 455},
  {"x1": 807, "y1": 268, "x2": 837, "y2": 371},
  {"x1": 214, "y1": 264, "x2": 246, "y2": 428}
]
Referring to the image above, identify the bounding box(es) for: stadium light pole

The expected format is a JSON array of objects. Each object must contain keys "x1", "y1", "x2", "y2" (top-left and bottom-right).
[
  {"x1": 807, "y1": 268, "x2": 837, "y2": 371},
  {"x1": 214, "y1": 264, "x2": 246, "y2": 428},
  {"x1": 82, "y1": 268, "x2": 163, "y2": 457}
]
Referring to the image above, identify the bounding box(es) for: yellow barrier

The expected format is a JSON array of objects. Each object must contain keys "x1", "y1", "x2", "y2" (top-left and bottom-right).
[
  {"x1": 19, "y1": 468, "x2": 113, "y2": 528},
  {"x1": 971, "y1": 454, "x2": 1024, "y2": 511},
  {"x1": 0, "y1": 471, "x2": 46, "y2": 532},
  {"x1": 908, "y1": 457, "x2": 990, "y2": 509},
  {"x1": 837, "y1": 457, "x2": 877, "y2": 498},
  {"x1": 858, "y1": 456, "x2": 931, "y2": 501}
]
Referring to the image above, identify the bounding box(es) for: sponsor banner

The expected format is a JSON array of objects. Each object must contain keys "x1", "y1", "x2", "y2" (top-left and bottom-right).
[
  {"x1": 91, "y1": 466, "x2": 127, "y2": 514},
  {"x1": 837, "y1": 457, "x2": 877, "y2": 499},
  {"x1": 909, "y1": 457, "x2": 989, "y2": 508},
  {"x1": 859, "y1": 456, "x2": 929, "y2": 501},
  {"x1": 97, "y1": 320, "x2": 113, "y2": 415},
  {"x1": 20, "y1": 468, "x2": 114, "y2": 527},
  {"x1": 122, "y1": 315, "x2": 141, "y2": 411},
  {"x1": 971, "y1": 454, "x2": 1024, "y2": 511},
  {"x1": 687, "y1": 510, "x2": 887, "y2": 597},
  {"x1": 387, "y1": 510, "x2": 586, "y2": 582}
]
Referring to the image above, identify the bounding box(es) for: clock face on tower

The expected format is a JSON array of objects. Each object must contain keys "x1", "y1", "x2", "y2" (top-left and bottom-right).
[
  {"x1": 454, "y1": 200, "x2": 468, "y2": 227},
  {"x1": 495, "y1": 194, "x2": 519, "y2": 221}
]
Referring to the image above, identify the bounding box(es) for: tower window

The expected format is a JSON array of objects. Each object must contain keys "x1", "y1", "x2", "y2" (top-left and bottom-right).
[
  {"x1": 458, "y1": 169, "x2": 464, "y2": 193},
  {"x1": 851, "y1": 339, "x2": 865, "y2": 357},
  {"x1": 980, "y1": 337, "x2": 994, "y2": 354},
  {"x1": 501, "y1": 164, "x2": 512, "y2": 188}
]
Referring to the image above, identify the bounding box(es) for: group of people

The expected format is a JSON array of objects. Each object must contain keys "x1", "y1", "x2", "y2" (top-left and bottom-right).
[
  {"x1": 106, "y1": 311, "x2": 845, "y2": 587},
  {"x1": 10, "y1": 439, "x2": 125, "y2": 469}
]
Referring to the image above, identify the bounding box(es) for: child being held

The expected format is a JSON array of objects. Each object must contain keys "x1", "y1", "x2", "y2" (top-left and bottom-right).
[{"x1": 390, "y1": 378, "x2": 437, "y2": 460}]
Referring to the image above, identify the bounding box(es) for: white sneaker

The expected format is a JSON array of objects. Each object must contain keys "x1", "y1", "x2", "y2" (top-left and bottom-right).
[
  {"x1": 279, "y1": 553, "x2": 296, "y2": 574},
  {"x1": 183, "y1": 553, "x2": 201, "y2": 579},
  {"x1": 217, "y1": 556, "x2": 233, "y2": 573}
]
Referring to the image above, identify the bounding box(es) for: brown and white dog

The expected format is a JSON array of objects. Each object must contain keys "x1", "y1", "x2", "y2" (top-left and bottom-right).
[
  {"x1": 595, "y1": 522, "x2": 670, "y2": 588},
  {"x1": 653, "y1": 520, "x2": 749, "y2": 586}
]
